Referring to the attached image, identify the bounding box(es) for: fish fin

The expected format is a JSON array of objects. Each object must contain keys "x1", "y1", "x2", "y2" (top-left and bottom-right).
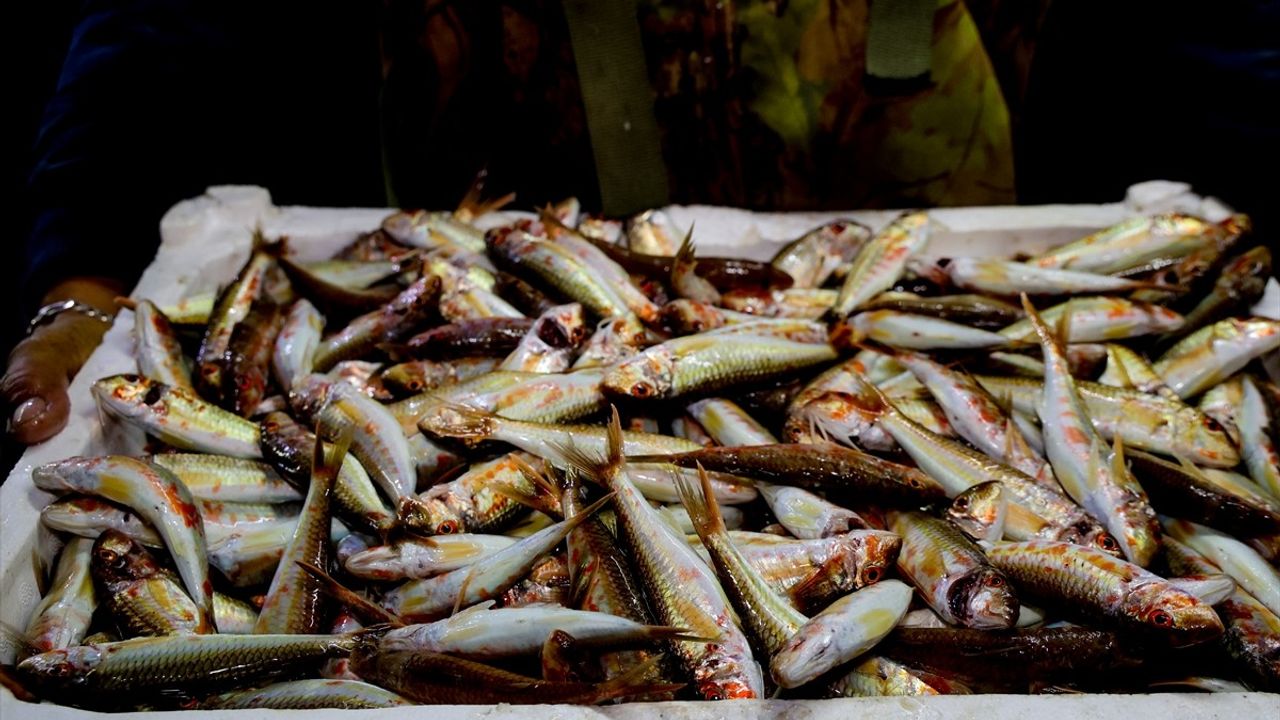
[
  {"x1": 313, "y1": 416, "x2": 355, "y2": 488},
  {"x1": 536, "y1": 205, "x2": 575, "y2": 238},
  {"x1": 1002, "y1": 416, "x2": 1033, "y2": 462},
  {"x1": 1018, "y1": 294, "x2": 1063, "y2": 352},
  {"x1": 1111, "y1": 434, "x2": 1128, "y2": 479},
  {"x1": 569, "y1": 562, "x2": 601, "y2": 609},
  {"x1": 454, "y1": 168, "x2": 514, "y2": 220},
  {"x1": 549, "y1": 406, "x2": 626, "y2": 488},
  {"x1": 675, "y1": 462, "x2": 727, "y2": 544},
  {"x1": 1100, "y1": 345, "x2": 1135, "y2": 389},
  {"x1": 786, "y1": 552, "x2": 845, "y2": 613},
  {"x1": 540, "y1": 629, "x2": 582, "y2": 683},
  {"x1": 452, "y1": 567, "x2": 479, "y2": 617},
  {"x1": 498, "y1": 455, "x2": 565, "y2": 520},
  {"x1": 588, "y1": 654, "x2": 685, "y2": 704},
  {"x1": 1171, "y1": 453, "x2": 1212, "y2": 483},
  {"x1": 671, "y1": 226, "x2": 697, "y2": 276},
  {"x1": 418, "y1": 403, "x2": 499, "y2": 441},
  {"x1": 559, "y1": 492, "x2": 615, "y2": 536},
  {"x1": 296, "y1": 560, "x2": 404, "y2": 627}
]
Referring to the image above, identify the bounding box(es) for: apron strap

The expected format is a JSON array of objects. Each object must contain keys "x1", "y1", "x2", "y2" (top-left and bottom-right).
[{"x1": 866, "y1": 0, "x2": 937, "y2": 88}]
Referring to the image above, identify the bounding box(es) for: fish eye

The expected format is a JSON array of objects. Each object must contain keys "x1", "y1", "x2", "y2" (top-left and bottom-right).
[
  {"x1": 631, "y1": 383, "x2": 654, "y2": 398},
  {"x1": 1149, "y1": 609, "x2": 1174, "y2": 628},
  {"x1": 985, "y1": 575, "x2": 1005, "y2": 588},
  {"x1": 1202, "y1": 416, "x2": 1223, "y2": 433},
  {"x1": 408, "y1": 380, "x2": 423, "y2": 391},
  {"x1": 954, "y1": 497, "x2": 969, "y2": 509},
  {"x1": 1098, "y1": 535, "x2": 1119, "y2": 552},
  {"x1": 1161, "y1": 270, "x2": 1178, "y2": 284},
  {"x1": 706, "y1": 691, "x2": 723, "y2": 701},
  {"x1": 864, "y1": 566, "x2": 882, "y2": 583},
  {"x1": 436, "y1": 520, "x2": 458, "y2": 535}
]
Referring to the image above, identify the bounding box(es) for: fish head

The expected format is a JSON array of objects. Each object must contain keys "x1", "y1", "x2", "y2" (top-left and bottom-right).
[
  {"x1": 536, "y1": 303, "x2": 588, "y2": 348},
  {"x1": 659, "y1": 299, "x2": 725, "y2": 335},
  {"x1": 1137, "y1": 302, "x2": 1187, "y2": 334},
  {"x1": 602, "y1": 347, "x2": 675, "y2": 400},
  {"x1": 381, "y1": 210, "x2": 427, "y2": 245},
  {"x1": 692, "y1": 653, "x2": 760, "y2": 700},
  {"x1": 1171, "y1": 408, "x2": 1240, "y2": 468},
  {"x1": 17, "y1": 645, "x2": 100, "y2": 690},
  {"x1": 847, "y1": 530, "x2": 902, "y2": 588},
  {"x1": 1123, "y1": 581, "x2": 1224, "y2": 647},
  {"x1": 91, "y1": 529, "x2": 162, "y2": 585},
  {"x1": 397, "y1": 495, "x2": 463, "y2": 536},
  {"x1": 90, "y1": 374, "x2": 158, "y2": 421},
  {"x1": 953, "y1": 567, "x2": 1019, "y2": 630},
  {"x1": 783, "y1": 393, "x2": 890, "y2": 450},
  {"x1": 288, "y1": 373, "x2": 334, "y2": 423},
  {"x1": 945, "y1": 481, "x2": 1006, "y2": 543}
]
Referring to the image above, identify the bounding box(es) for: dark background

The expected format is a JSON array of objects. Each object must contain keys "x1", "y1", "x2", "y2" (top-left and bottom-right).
[{"x1": 3, "y1": 0, "x2": 1276, "y2": 471}]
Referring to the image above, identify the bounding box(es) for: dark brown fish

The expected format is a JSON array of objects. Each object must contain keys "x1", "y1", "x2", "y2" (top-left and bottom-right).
[
  {"x1": 404, "y1": 317, "x2": 534, "y2": 359},
  {"x1": 222, "y1": 300, "x2": 285, "y2": 416}
]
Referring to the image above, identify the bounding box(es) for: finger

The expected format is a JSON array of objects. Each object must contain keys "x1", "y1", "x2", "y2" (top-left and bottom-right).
[{"x1": 1, "y1": 341, "x2": 73, "y2": 445}]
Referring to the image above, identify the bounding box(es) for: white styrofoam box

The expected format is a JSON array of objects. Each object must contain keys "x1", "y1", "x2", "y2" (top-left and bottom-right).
[{"x1": 2, "y1": 184, "x2": 1275, "y2": 717}]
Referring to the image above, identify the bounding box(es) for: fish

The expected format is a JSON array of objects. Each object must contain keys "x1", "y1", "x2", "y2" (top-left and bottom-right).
[
  {"x1": 770, "y1": 580, "x2": 913, "y2": 689},
  {"x1": 571, "y1": 315, "x2": 649, "y2": 369},
  {"x1": 493, "y1": 269, "x2": 559, "y2": 317},
  {"x1": 1153, "y1": 318, "x2": 1280, "y2": 399},
  {"x1": 1126, "y1": 451, "x2": 1280, "y2": 535},
  {"x1": 1029, "y1": 213, "x2": 1221, "y2": 274},
  {"x1": 378, "y1": 603, "x2": 694, "y2": 659},
  {"x1": 196, "y1": 236, "x2": 277, "y2": 398},
  {"x1": 1162, "y1": 517, "x2": 1280, "y2": 619},
  {"x1": 879, "y1": 626, "x2": 1138, "y2": 692},
  {"x1": 827, "y1": 379, "x2": 1117, "y2": 550},
  {"x1": 487, "y1": 227, "x2": 634, "y2": 320},
  {"x1": 254, "y1": 426, "x2": 350, "y2": 634},
  {"x1": 1020, "y1": 294, "x2": 1160, "y2": 566},
  {"x1": 205, "y1": 679, "x2": 412, "y2": 709},
  {"x1": 677, "y1": 463, "x2": 808, "y2": 657},
  {"x1": 895, "y1": 350, "x2": 1055, "y2": 486},
  {"x1": 32, "y1": 456, "x2": 214, "y2": 630},
  {"x1": 382, "y1": 495, "x2": 609, "y2": 622},
  {"x1": 946, "y1": 481, "x2": 1008, "y2": 544},
  {"x1": 602, "y1": 334, "x2": 836, "y2": 401},
  {"x1": 859, "y1": 291, "x2": 1024, "y2": 329},
  {"x1": 945, "y1": 257, "x2": 1163, "y2": 296},
  {"x1": 349, "y1": 646, "x2": 680, "y2": 705},
  {"x1": 397, "y1": 453, "x2": 550, "y2": 537},
  {"x1": 380, "y1": 357, "x2": 500, "y2": 395},
  {"x1": 756, "y1": 481, "x2": 867, "y2": 539},
  {"x1": 832, "y1": 211, "x2": 931, "y2": 318},
  {"x1": 345, "y1": 534, "x2": 517, "y2": 581},
  {"x1": 987, "y1": 540, "x2": 1223, "y2": 647},
  {"x1": 149, "y1": 453, "x2": 301, "y2": 503},
  {"x1": 771, "y1": 220, "x2": 871, "y2": 288},
  {"x1": 670, "y1": 231, "x2": 722, "y2": 304},
  {"x1": 719, "y1": 288, "x2": 839, "y2": 320},
  {"x1": 316, "y1": 381, "x2": 417, "y2": 504},
  {"x1": 889, "y1": 511, "x2": 1018, "y2": 629},
  {"x1": 405, "y1": 317, "x2": 535, "y2": 359},
  {"x1": 1240, "y1": 375, "x2": 1280, "y2": 498},
  {"x1": 130, "y1": 299, "x2": 193, "y2": 389},
  {"x1": 974, "y1": 374, "x2": 1239, "y2": 467},
  {"x1": 41, "y1": 496, "x2": 164, "y2": 548},
  {"x1": 626, "y1": 209, "x2": 680, "y2": 255},
  {"x1": 23, "y1": 538, "x2": 96, "y2": 656},
  {"x1": 17, "y1": 632, "x2": 370, "y2": 701},
  {"x1": 419, "y1": 405, "x2": 700, "y2": 465},
  {"x1": 157, "y1": 293, "x2": 216, "y2": 326},
  {"x1": 300, "y1": 258, "x2": 401, "y2": 289},
  {"x1": 827, "y1": 656, "x2": 961, "y2": 697},
  {"x1": 271, "y1": 298, "x2": 325, "y2": 392},
  {"x1": 627, "y1": 442, "x2": 946, "y2": 506},
  {"x1": 222, "y1": 299, "x2": 285, "y2": 416},
  {"x1": 257, "y1": 411, "x2": 396, "y2": 537},
  {"x1": 846, "y1": 310, "x2": 1014, "y2": 349},
  {"x1": 564, "y1": 410, "x2": 764, "y2": 699},
  {"x1": 277, "y1": 253, "x2": 403, "y2": 318},
  {"x1": 686, "y1": 398, "x2": 778, "y2": 446},
  {"x1": 90, "y1": 530, "x2": 205, "y2": 637},
  {"x1": 497, "y1": 303, "x2": 587, "y2": 373},
  {"x1": 92, "y1": 374, "x2": 262, "y2": 459},
  {"x1": 1096, "y1": 343, "x2": 1178, "y2": 400},
  {"x1": 998, "y1": 296, "x2": 1184, "y2": 343},
  {"x1": 311, "y1": 274, "x2": 441, "y2": 372},
  {"x1": 1156, "y1": 245, "x2": 1272, "y2": 351}
]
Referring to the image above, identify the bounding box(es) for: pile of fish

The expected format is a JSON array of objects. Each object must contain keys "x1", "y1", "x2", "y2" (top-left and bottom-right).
[{"x1": 9, "y1": 199, "x2": 1280, "y2": 711}]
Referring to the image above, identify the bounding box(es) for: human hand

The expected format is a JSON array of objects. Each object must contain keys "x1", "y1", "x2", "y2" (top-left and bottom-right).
[{"x1": 3, "y1": 277, "x2": 123, "y2": 444}]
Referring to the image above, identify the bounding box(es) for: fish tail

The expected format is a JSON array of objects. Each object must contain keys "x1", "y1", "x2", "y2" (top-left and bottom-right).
[
  {"x1": 314, "y1": 417, "x2": 355, "y2": 493},
  {"x1": 588, "y1": 654, "x2": 685, "y2": 703},
  {"x1": 559, "y1": 492, "x2": 615, "y2": 536},
  {"x1": 295, "y1": 560, "x2": 404, "y2": 627},
  {"x1": 675, "y1": 462, "x2": 727, "y2": 544},
  {"x1": 550, "y1": 406, "x2": 627, "y2": 488},
  {"x1": 419, "y1": 403, "x2": 499, "y2": 441}
]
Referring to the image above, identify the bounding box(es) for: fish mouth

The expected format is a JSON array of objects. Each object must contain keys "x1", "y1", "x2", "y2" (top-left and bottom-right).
[
  {"x1": 1167, "y1": 605, "x2": 1226, "y2": 648},
  {"x1": 952, "y1": 569, "x2": 1019, "y2": 630}
]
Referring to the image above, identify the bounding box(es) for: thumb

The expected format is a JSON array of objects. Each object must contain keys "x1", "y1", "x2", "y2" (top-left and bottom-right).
[{"x1": 2, "y1": 337, "x2": 74, "y2": 445}]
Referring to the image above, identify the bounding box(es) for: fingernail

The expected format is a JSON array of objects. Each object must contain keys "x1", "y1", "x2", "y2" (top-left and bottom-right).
[{"x1": 13, "y1": 397, "x2": 47, "y2": 427}]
